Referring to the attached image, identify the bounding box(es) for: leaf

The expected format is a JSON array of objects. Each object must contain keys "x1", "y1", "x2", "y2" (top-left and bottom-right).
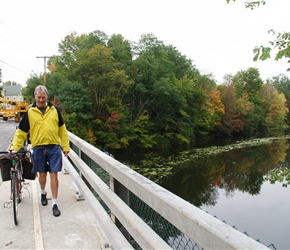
[
  {"x1": 275, "y1": 48, "x2": 288, "y2": 60},
  {"x1": 253, "y1": 45, "x2": 271, "y2": 61},
  {"x1": 260, "y1": 47, "x2": 271, "y2": 61},
  {"x1": 253, "y1": 47, "x2": 260, "y2": 61}
]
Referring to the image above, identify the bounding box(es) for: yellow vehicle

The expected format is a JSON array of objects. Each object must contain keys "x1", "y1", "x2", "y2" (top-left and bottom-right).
[{"x1": 0, "y1": 97, "x2": 30, "y2": 122}]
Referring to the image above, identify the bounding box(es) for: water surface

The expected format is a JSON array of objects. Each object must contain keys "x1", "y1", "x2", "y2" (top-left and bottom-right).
[{"x1": 115, "y1": 136, "x2": 290, "y2": 249}]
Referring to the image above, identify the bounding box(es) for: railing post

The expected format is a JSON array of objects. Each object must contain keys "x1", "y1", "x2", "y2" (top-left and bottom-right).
[
  {"x1": 70, "y1": 142, "x2": 86, "y2": 200},
  {"x1": 110, "y1": 176, "x2": 131, "y2": 241}
]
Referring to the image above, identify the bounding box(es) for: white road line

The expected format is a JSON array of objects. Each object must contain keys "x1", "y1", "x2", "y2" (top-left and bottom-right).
[{"x1": 32, "y1": 180, "x2": 44, "y2": 250}]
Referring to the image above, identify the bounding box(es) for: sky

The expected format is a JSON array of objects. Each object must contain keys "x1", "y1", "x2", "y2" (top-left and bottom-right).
[{"x1": 0, "y1": 0, "x2": 289, "y2": 86}]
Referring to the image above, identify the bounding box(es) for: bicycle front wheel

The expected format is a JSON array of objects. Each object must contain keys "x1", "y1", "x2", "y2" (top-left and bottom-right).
[{"x1": 11, "y1": 172, "x2": 18, "y2": 225}]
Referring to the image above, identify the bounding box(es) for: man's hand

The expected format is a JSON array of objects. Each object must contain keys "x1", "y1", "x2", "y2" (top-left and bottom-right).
[{"x1": 9, "y1": 146, "x2": 17, "y2": 154}]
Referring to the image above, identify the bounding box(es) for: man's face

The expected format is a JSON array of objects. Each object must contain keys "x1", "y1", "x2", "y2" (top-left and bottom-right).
[{"x1": 35, "y1": 92, "x2": 47, "y2": 108}]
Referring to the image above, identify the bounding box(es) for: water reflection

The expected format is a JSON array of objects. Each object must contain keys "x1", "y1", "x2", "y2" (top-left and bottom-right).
[
  {"x1": 115, "y1": 137, "x2": 290, "y2": 249},
  {"x1": 121, "y1": 138, "x2": 288, "y2": 206}
]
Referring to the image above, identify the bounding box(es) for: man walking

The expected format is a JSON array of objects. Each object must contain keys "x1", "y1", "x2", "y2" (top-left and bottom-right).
[{"x1": 12, "y1": 85, "x2": 70, "y2": 217}]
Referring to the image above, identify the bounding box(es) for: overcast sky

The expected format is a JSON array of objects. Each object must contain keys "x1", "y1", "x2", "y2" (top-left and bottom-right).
[{"x1": 0, "y1": 0, "x2": 289, "y2": 86}]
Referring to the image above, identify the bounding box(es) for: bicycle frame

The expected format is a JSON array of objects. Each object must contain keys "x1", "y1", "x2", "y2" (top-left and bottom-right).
[
  {"x1": 0, "y1": 149, "x2": 31, "y2": 225},
  {"x1": 11, "y1": 152, "x2": 24, "y2": 225}
]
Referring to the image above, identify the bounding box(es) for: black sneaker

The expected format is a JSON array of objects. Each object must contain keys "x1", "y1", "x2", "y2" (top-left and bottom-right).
[
  {"x1": 18, "y1": 193, "x2": 22, "y2": 204},
  {"x1": 52, "y1": 204, "x2": 61, "y2": 217},
  {"x1": 41, "y1": 193, "x2": 48, "y2": 206}
]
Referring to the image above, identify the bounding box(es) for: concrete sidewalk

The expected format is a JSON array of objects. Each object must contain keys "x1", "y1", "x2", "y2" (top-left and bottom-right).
[
  {"x1": 0, "y1": 119, "x2": 111, "y2": 249},
  {"x1": 0, "y1": 171, "x2": 110, "y2": 249}
]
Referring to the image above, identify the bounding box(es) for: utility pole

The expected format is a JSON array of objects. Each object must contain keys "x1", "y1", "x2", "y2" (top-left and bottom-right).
[{"x1": 36, "y1": 56, "x2": 53, "y2": 86}]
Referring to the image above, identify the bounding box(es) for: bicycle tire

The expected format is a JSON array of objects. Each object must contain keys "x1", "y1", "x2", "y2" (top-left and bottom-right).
[{"x1": 12, "y1": 172, "x2": 18, "y2": 225}]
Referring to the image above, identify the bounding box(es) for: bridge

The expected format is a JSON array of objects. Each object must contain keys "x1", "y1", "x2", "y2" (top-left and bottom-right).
[{"x1": 0, "y1": 119, "x2": 269, "y2": 249}]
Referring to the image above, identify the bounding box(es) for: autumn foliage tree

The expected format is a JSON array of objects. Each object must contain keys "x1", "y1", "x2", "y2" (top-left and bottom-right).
[
  {"x1": 23, "y1": 31, "x2": 289, "y2": 150},
  {"x1": 219, "y1": 67, "x2": 288, "y2": 136}
]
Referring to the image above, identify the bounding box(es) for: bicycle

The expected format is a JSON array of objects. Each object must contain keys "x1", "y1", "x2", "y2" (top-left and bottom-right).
[{"x1": 0, "y1": 149, "x2": 33, "y2": 225}]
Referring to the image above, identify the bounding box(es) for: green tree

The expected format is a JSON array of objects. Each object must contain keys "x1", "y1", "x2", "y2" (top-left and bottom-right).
[
  {"x1": 193, "y1": 75, "x2": 224, "y2": 135},
  {"x1": 232, "y1": 67, "x2": 263, "y2": 100},
  {"x1": 219, "y1": 82, "x2": 254, "y2": 136},
  {"x1": 23, "y1": 73, "x2": 43, "y2": 102},
  {"x1": 266, "y1": 74, "x2": 290, "y2": 123},
  {"x1": 51, "y1": 78, "x2": 94, "y2": 123},
  {"x1": 259, "y1": 83, "x2": 287, "y2": 127},
  {"x1": 107, "y1": 34, "x2": 133, "y2": 76},
  {"x1": 218, "y1": 78, "x2": 237, "y2": 135},
  {"x1": 232, "y1": 68, "x2": 264, "y2": 133},
  {"x1": 128, "y1": 33, "x2": 210, "y2": 146},
  {"x1": 48, "y1": 31, "x2": 134, "y2": 148},
  {"x1": 219, "y1": 68, "x2": 288, "y2": 136}
]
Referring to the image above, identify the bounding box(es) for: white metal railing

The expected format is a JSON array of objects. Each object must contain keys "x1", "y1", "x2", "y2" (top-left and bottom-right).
[{"x1": 64, "y1": 131, "x2": 269, "y2": 250}]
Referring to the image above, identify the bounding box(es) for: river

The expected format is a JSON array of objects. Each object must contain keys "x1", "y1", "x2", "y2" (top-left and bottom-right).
[{"x1": 114, "y1": 135, "x2": 290, "y2": 249}]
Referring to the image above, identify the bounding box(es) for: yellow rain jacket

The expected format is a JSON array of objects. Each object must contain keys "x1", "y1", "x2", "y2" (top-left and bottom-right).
[{"x1": 12, "y1": 102, "x2": 70, "y2": 152}]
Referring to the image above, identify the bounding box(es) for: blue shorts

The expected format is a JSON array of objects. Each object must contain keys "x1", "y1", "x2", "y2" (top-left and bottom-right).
[{"x1": 32, "y1": 146, "x2": 63, "y2": 173}]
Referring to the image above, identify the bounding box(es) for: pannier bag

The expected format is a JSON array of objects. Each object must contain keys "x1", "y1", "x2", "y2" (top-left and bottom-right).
[
  {"x1": 21, "y1": 157, "x2": 36, "y2": 180},
  {"x1": 0, "y1": 154, "x2": 12, "y2": 182}
]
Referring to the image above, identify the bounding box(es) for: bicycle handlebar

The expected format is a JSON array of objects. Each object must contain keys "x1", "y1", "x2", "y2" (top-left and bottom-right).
[{"x1": 0, "y1": 149, "x2": 31, "y2": 158}]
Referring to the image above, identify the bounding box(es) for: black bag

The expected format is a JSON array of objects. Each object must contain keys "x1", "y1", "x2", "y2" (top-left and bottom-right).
[
  {"x1": 21, "y1": 158, "x2": 36, "y2": 180},
  {"x1": 0, "y1": 154, "x2": 12, "y2": 182}
]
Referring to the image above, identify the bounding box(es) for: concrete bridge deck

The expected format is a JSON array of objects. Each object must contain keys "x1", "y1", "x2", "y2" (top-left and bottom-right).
[{"x1": 0, "y1": 119, "x2": 110, "y2": 250}]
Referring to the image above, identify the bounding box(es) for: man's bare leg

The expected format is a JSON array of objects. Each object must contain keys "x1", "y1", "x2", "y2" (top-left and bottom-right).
[
  {"x1": 50, "y1": 172, "x2": 61, "y2": 217},
  {"x1": 50, "y1": 172, "x2": 58, "y2": 200},
  {"x1": 39, "y1": 172, "x2": 48, "y2": 206}
]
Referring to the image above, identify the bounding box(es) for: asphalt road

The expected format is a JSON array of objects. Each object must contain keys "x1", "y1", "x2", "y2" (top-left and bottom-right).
[{"x1": 0, "y1": 118, "x2": 17, "y2": 151}]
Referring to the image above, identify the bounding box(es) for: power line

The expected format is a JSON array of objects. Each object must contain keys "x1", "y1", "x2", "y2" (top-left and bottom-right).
[
  {"x1": 0, "y1": 52, "x2": 40, "y2": 73},
  {"x1": 0, "y1": 59, "x2": 30, "y2": 75},
  {"x1": 0, "y1": 19, "x2": 42, "y2": 56},
  {"x1": 0, "y1": 19, "x2": 46, "y2": 83}
]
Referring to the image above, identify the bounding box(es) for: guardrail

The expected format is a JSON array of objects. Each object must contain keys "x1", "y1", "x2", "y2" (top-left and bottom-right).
[{"x1": 64, "y1": 131, "x2": 269, "y2": 250}]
